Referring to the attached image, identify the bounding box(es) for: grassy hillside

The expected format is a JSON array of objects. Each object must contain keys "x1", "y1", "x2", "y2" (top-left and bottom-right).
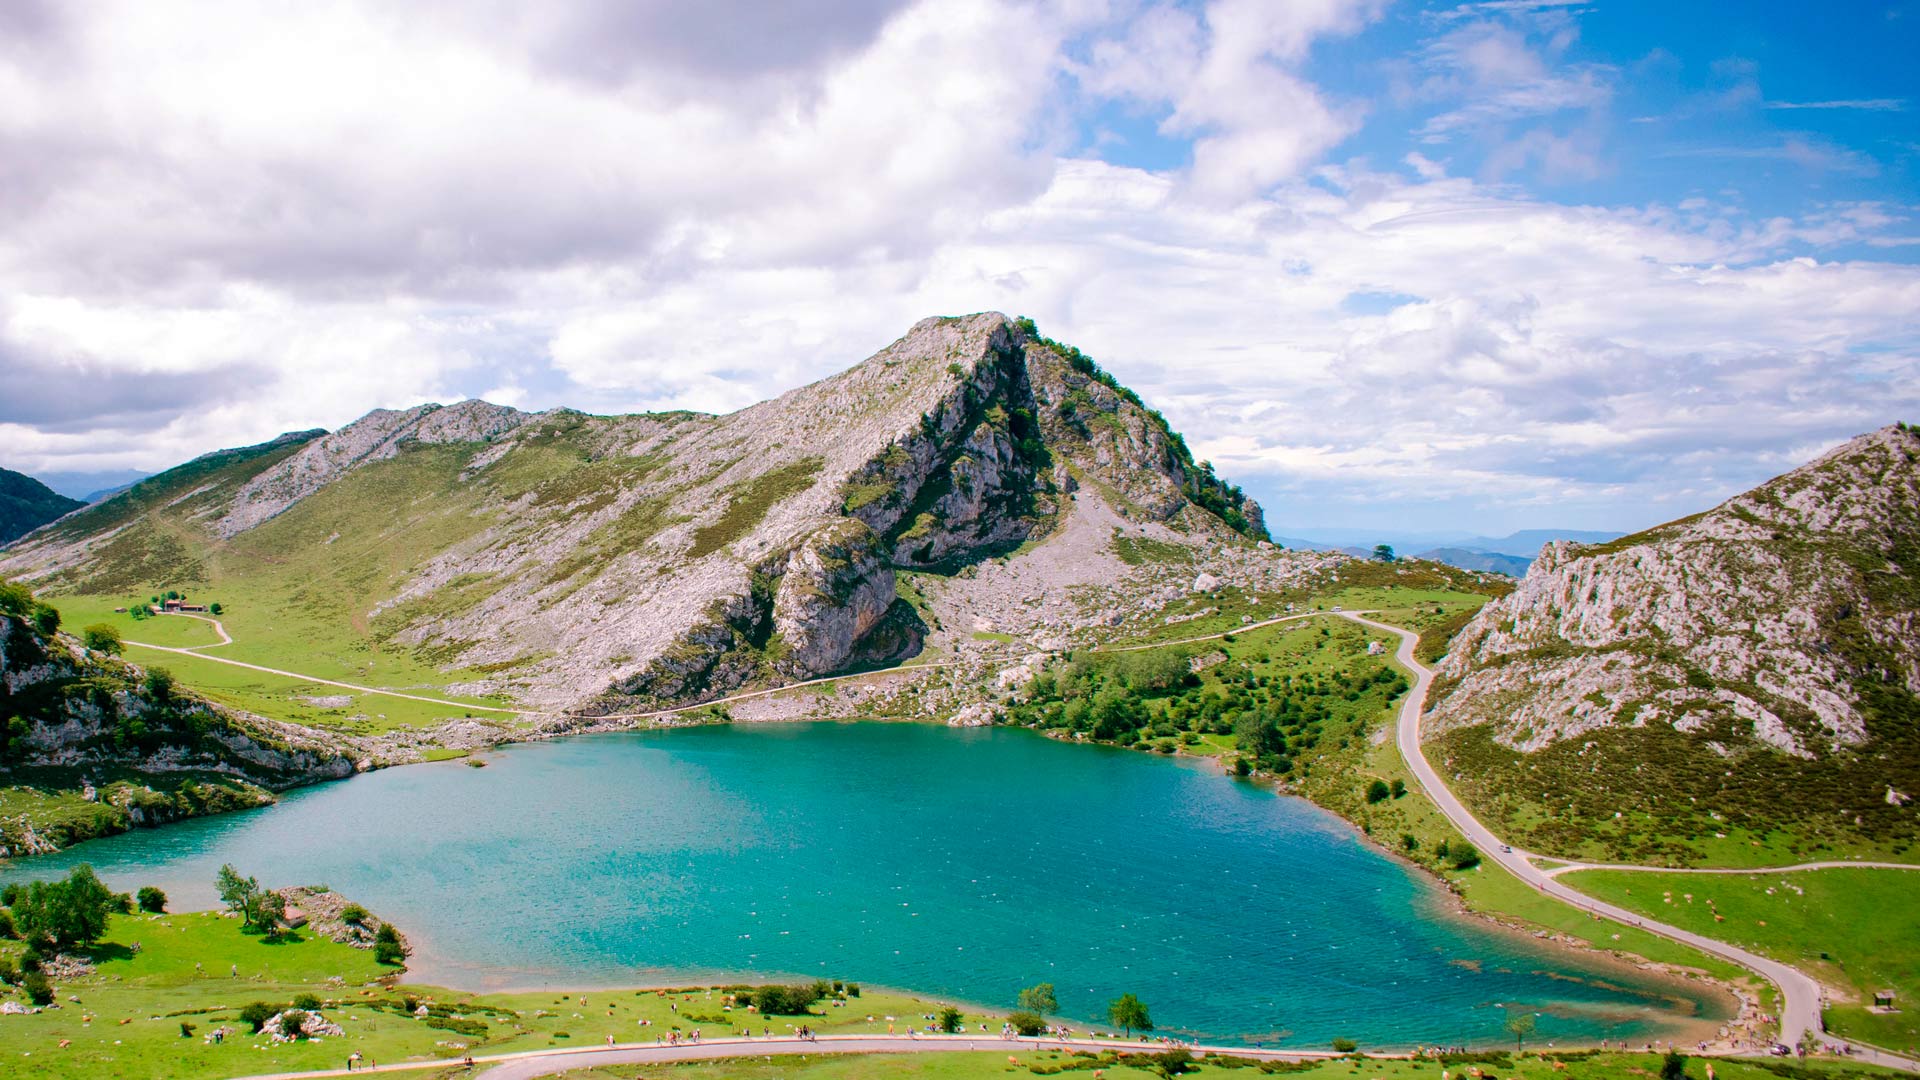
[
  {"x1": 0, "y1": 467, "x2": 84, "y2": 545},
  {"x1": 1562, "y1": 868, "x2": 1920, "y2": 1050}
]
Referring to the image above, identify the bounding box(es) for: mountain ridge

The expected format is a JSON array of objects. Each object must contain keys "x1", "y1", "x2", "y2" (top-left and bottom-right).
[
  {"x1": 0, "y1": 466, "x2": 85, "y2": 545},
  {"x1": 1424, "y1": 422, "x2": 1920, "y2": 861},
  {"x1": 2, "y1": 313, "x2": 1286, "y2": 721}
]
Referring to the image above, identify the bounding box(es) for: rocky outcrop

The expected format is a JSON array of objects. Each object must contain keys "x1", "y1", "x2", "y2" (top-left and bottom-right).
[
  {"x1": 0, "y1": 597, "x2": 361, "y2": 854},
  {"x1": 2, "y1": 312, "x2": 1281, "y2": 719},
  {"x1": 771, "y1": 521, "x2": 896, "y2": 675},
  {"x1": 1431, "y1": 425, "x2": 1920, "y2": 760},
  {"x1": 217, "y1": 400, "x2": 528, "y2": 537}
]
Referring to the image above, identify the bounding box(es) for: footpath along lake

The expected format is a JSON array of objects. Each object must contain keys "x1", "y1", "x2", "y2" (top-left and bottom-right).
[{"x1": 1, "y1": 722, "x2": 1732, "y2": 1047}]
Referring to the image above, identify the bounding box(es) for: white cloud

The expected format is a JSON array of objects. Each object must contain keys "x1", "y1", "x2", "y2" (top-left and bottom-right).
[
  {"x1": 0, "y1": 0, "x2": 1915, "y2": 537},
  {"x1": 1767, "y1": 98, "x2": 1905, "y2": 111}
]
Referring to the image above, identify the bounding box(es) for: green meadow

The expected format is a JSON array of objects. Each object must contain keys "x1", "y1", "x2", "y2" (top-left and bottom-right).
[
  {"x1": 1563, "y1": 868, "x2": 1920, "y2": 1052},
  {"x1": 0, "y1": 904, "x2": 999, "y2": 1080}
]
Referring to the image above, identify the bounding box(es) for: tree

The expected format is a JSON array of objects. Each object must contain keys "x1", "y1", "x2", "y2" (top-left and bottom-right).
[
  {"x1": 22, "y1": 969, "x2": 53, "y2": 1005},
  {"x1": 13, "y1": 864, "x2": 115, "y2": 950},
  {"x1": 374, "y1": 921, "x2": 408, "y2": 965},
  {"x1": 1107, "y1": 993, "x2": 1151, "y2": 1037},
  {"x1": 751, "y1": 984, "x2": 820, "y2": 1015},
  {"x1": 1008, "y1": 1010, "x2": 1048, "y2": 1036},
  {"x1": 1450, "y1": 841, "x2": 1482, "y2": 870},
  {"x1": 1505, "y1": 1009, "x2": 1536, "y2": 1051},
  {"x1": 209, "y1": 602, "x2": 224, "y2": 616},
  {"x1": 142, "y1": 668, "x2": 174, "y2": 702},
  {"x1": 135, "y1": 886, "x2": 167, "y2": 914},
  {"x1": 80, "y1": 623, "x2": 123, "y2": 655},
  {"x1": 1366, "y1": 779, "x2": 1391, "y2": 803},
  {"x1": 1372, "y1": 544, "x2": 1395, "y2": 563},
  {"x1": 1400, "y1": 833, "x2": 1419, "y2": 852},
  {"x1": 280, "y1": 1009, "x2": 310, "y2": 1039},
  {"x1": 216, "y1": 864, "x2": 284, "y2": 933},
  {"x1": 1017, "y1": 983, "x2": 1059, "y2": 1015},
  {"x1": 238, "y1": 1001, "x2": 277, "y2": 1033},
  {"x1": 31, "y1": 603, "x2": 59, "y2": 636},
  {"x1": 217, "y1": 864, "x2": 259, "y2": 920},
  {"x1": 1390, "y1": 779, "x2": 1406, "y2": 799},
  {"x1": 938, "y1": 1005, "x2": 963, "y2": 1033},
  {"x1": 1661, "y1": 1050, "x2": 1689, "y2": 1080}
]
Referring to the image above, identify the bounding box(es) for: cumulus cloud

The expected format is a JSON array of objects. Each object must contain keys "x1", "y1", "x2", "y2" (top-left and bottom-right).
[{"x1": 0, "y1": 0, "x2": 1914, "y2": 535}]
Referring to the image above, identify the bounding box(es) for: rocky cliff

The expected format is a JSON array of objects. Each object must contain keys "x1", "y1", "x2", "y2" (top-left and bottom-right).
[
  {"x1": 1426, "y1": 424, "x2": 1920, "y2": 860},
  {"x1": 0, "y1": 581, "x2": 360, "y2": 855},
  {"x1": 1, "y1": 313, "x2": 1293, "y2": 717}
]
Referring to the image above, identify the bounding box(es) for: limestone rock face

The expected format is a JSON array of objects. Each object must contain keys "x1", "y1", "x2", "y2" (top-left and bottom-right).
[
  {"x1": 1430, "y1": 424, "x2": 1920, "y2": 762},
  {"x1": 3, "y1": 312, "x2": 1280, "y2": 717},
  {"x1": 772, "y1": 521, "x2": 896, "y2": 676},
  {"x1": 218, "y1": 400, "x2": 527, "y2": 537}
]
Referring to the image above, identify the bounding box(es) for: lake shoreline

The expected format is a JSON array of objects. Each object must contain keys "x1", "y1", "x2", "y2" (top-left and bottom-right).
[{"x1": 2, "y1": 721, "x2": 1740, "y2": 1051}]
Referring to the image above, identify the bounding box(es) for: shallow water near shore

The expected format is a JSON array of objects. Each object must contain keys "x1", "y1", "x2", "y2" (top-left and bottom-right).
[{"x1": 1, "y1": 722, "x2": 1731, "y2": 1046}]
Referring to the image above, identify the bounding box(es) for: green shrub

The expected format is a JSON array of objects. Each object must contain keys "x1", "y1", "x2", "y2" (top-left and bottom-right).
[
  {"x1": 1009, "y1": 1010, "x2": 1048, "y2": 1036},
  {"x1": 0, "y1": 910, "x2": 13, "y2": 939},
  {"x1": 1366, "y1": 780, "x2": 1391, "y2": 803},
  {"x1": 0, "y1": 955, "x2": 16, "y2": 984},
  {"x1": 238, "y1": 1001, "x2": 277, "y2": 1032},
  {"x1": 23, "y1": 970, "x2": 54, "y2": 1006},
  {"x1": 1450, "y1": 841, "x2": 1481, "y2": 870},
  {"x1": 1661, "y1": 1050, "x2": 1688, "y2": 1080},
  {"x1": 1331, "y1": 1038, "x2": 1359, "y2": 1053},
  {"x1": 292, "y1": 992, "x2": 322, "y2": 1010},
  {"x1": 280, "y1": 1009, "x2": 309, "y2": 1039},
  {"x1": 80, "y1": 623, "x2": 123, "y2": 655},
  {"x1": 340, "y1": 902, "x2": 368, "y2": 925},
  {"x1": 373, "y1": 921, "x2": 407, "y2": 965},
  {"x1": 136, "y1": 886, "x2": 168, "y2": 913},
  {"x1": 938, "y1": 1005, "x2": 963, "y2": 1033},
  {"x1": 751, "y1": 984, "x2": 822, "y2": 1015}
]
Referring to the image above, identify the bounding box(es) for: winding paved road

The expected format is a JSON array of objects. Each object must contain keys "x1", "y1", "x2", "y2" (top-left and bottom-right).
[
  {"x1": 1542, "y1": 859, "x2": 1920, "y2": 879},
  {"x1": 1339, "y1": 612, "x2": 1917, "y2": 1073},
  {"x1": 233, "y1": 1033, "x2": 1331, "y2": 1080}
]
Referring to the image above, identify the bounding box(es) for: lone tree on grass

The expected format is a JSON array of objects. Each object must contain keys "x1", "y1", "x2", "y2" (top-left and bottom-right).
[
  {"x1": 13, "y1": 864, "x2": 116, "y2": 952},
  {"x1": 1505, "y1": 1009, "x2": 1536, "y2": 1051},
  {"x1": 80, "y1": 623, "x2": 123, "y2": 655},
  {"x1": 1373, "y1": 544, "x2": 1395, "y2": 563},
  {"x1": 1017, "y1": 982, "x2": 1058, "y2": 1015},
  {"x1": 1661, "y1": 1050, "x2": 1689, "y2": 1080},
  {"x1": 136, "y1": 886, "x2": 167, "y2": 914},
  {"x1": 216, "y1": 864, "x2": 285, "y2": 934},
  {"x1": 1108, "y1": 993, "x2": 1151, "y2": 1038},
  {"x1": 938, "y1": 1005, "x2": 963, "y2": 1033}
]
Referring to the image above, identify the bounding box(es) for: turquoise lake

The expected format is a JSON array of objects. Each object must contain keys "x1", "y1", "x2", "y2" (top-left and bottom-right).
[{"x1": 0, "y1": 722, "x2": 1731, "y2": 1047}]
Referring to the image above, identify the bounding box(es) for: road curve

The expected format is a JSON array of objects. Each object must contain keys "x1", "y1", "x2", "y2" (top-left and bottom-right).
[
  {"x1": 1339, "y1": 612, "x2": 1918, "y2": 1072},
  {"x1": 1544, "y1": 860, "x2": 1920, "y2": 879},
  {"x1": 230, "y1": 1033, "x2": 1333, "y2": 1080}
]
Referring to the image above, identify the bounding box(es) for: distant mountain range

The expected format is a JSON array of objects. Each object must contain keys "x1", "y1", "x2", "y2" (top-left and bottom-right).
[
  {"x1": 0, "y1": 466, "x2": 84, "y2": 544},
  {"x1": 1409, "y1": 547, "x2": 1532, "y2": 577},
  {"x1": 1273, "y1": 528, "x2": 1623, "y2": 576}
]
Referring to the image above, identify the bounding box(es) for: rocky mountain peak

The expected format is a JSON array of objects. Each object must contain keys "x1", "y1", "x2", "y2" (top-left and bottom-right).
[{"x1": 1431, "y1": 422, "x2": 1919, "y2": 762}]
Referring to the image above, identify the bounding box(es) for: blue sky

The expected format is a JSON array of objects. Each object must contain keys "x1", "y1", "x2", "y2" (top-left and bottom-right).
[{"x1": 0, "y1": 0, "x2": 1915, "y2": 535}]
